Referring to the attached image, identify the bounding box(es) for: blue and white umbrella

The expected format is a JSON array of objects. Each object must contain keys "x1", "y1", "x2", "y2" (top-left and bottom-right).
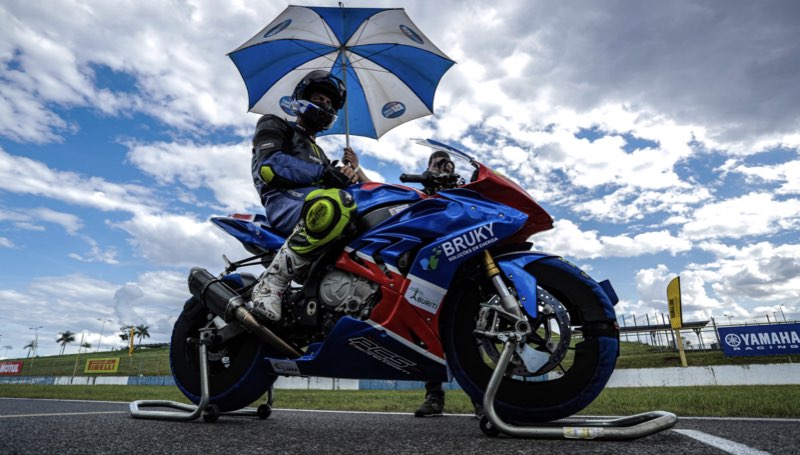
[{"x1": 229, "y1": 5, "x2": 455, "y2": 141}]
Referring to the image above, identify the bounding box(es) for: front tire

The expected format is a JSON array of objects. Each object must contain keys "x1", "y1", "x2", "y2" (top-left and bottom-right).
[
  {"x1": 442, "y1": 256, "x2": 619, "y2": 423},
  {"x1": 170, "y1": 297, "x2": 277, "y2": 413}
]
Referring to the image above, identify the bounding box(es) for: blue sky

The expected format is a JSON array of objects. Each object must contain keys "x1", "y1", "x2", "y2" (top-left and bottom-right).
[{"x1": 1, "y1": 0, "x2": 799, "y2": 358}]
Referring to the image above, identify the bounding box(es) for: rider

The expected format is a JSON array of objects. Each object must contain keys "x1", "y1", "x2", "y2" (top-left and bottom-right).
[{"x1": 248, "y1": 70, "x2": 370, "y2": 322}]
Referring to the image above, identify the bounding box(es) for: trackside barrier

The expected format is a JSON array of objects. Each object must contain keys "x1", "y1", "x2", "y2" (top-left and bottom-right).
[{"x1": 4, "y1": 363, "x2": 800, "y2": 388}]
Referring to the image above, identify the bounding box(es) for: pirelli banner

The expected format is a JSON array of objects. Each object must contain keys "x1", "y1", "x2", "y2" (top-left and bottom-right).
[
  {"x1": 84, "y1": 357, "x2": 120, "y2": 374},
  {"x1": 719, "y1": 323, "x2": 800, "y2": 357}
]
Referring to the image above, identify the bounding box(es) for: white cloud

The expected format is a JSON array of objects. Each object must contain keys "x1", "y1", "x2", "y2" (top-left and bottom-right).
[
  {"x1": 731, "y1": 157, "x2": 800, "y2": 195},
  {"x1": 0, "y1": 271, "x2": 190, "y2": 357},
  {"x1": 681, "y1": 192, "x2": 800, "y2": 240},
  {"x1": 633, "y1": 264, "x2": 727, "y2": 321},
  {"x1": 0, "y1": 147, "x2": 158, "y2": 215},
  {"x1": 117, "y1": 212, "x2": 245, "y2": 268},
  {"x1": 534, "y1": 219, "x2": 692, "y2": 259},
  {"x1": 698, "y1": 241, "x2": 800, "y2": 304},
  {"x1": 125, "y1": 140, "x2": 258, "y2": 212}
]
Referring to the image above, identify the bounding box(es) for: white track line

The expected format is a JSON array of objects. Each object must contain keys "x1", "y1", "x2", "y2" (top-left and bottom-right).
[
  {"x1": 0, "y1": 411, "x2": 125, "y2": 419},
  {"x1": 674, "y1": 429, "x2": 771, "y2": 455}
]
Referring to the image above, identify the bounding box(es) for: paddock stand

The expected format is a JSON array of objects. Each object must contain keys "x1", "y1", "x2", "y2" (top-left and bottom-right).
[
  {"x1": 129, "y1": 328, "x2": 274, "y2": 423},
  {"x1": 478, "y1": 336, "x2": 678, "y2": 440}
]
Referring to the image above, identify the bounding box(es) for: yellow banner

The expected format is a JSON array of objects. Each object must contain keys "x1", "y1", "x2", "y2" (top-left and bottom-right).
[
  {"x1": 84, "y1": 357, "x2": 120, "y2": 374},
  {"x1": 667, "y1": 276, "x2": 683, "y2": 329}
]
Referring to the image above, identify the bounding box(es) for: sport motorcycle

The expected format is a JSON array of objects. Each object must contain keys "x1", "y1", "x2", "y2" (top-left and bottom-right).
[{"x1": 169, "y1": 139, "x2": 620, "y2": 429}]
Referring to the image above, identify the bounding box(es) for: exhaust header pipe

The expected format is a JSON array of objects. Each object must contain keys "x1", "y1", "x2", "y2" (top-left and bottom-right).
[{"x1": 188, "y1": 268, "x2": 302, "y2": 358}]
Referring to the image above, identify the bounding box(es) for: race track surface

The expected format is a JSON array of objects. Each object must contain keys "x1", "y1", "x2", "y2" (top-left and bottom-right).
[{"x1": 1, "y1": 398, "x2": 797, "y2": 454}]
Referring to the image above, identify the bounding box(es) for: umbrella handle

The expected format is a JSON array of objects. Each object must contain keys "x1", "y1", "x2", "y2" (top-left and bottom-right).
[{"x1": 342, "y1": 62, "x2": 350, "y2": 148}]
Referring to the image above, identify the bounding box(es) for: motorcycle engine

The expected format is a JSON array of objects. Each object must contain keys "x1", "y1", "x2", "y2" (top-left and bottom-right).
[{"x1": 318, "y1": 270, "x2": 379, "y2": 319}]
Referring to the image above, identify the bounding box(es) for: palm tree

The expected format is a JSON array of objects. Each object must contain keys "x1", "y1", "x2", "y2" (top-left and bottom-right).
[
  {"x1": 57, "y1": 330, "x2": 76, "y2": 355},
  {"x1": 80, "y1": 341, "x2": 92, "y2": 352},
  {"x1": 135, "y1": 324, "x2": 151, "y2": 348},
  {"x1": 119, "y1": 325, "x2": 133, "y2": 342},
  {"x1": 24, "y1": 340, "x2": 36, "y2": 358}
]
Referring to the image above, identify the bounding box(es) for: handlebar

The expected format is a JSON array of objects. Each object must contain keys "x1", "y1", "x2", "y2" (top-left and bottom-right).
[
  {"x1": 399, "y1": 173, "x2": 427, "y2": 183},
  {"x1": 400, "y1": 171, "x2": 462, "y2": 193}
]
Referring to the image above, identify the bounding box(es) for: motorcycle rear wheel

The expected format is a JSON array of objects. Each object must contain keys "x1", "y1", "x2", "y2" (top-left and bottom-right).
[
  {"x1": 170, "y1": 297, "x2": 277, "y2": 412},
  {"x1": 442, "y1": 255, "x2": 619, "y2": 423}
]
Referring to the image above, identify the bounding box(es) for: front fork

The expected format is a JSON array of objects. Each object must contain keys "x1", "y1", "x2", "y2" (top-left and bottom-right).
[
  {"x1": 476, "y1": 251, "x2": 552, "y2": 375},
  {"x1": 478, "y1": 250, "x2": 532, "y2": 337}
]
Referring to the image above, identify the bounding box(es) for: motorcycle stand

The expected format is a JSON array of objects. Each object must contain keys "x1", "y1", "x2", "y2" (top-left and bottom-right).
[
  {"x1": 129, "y1": 328, "x2": 274, "y2": 422},
  {"x1": 479, "y1": 338, "x2": 678, "y2": 440}
]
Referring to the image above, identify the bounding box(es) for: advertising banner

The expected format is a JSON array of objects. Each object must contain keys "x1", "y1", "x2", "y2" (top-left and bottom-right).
[
  {"x1": 719, "y1": 323, "x2": 800, "y2": 357},
  {"x1": 84, "y1": 357, "x2": 120, "y2": 373},
  {"x1": 666, "y1": 276, "x2": 683, "y2": 329},
  {"x1": 0, "y1": 361, "x2": 23, "y2": 376}
]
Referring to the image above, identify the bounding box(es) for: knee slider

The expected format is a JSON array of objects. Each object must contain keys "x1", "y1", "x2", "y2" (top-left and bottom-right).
[{"x1": 301, "y1": 188, "x2": 356, "y2": 241}]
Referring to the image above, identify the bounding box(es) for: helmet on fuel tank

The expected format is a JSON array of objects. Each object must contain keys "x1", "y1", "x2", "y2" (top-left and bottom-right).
[{"x1": 291, "y1": 70, "x2": 346, "y2": 133}]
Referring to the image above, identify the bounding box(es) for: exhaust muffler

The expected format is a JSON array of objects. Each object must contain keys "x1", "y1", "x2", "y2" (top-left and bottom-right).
[{"x1": 187, "y1": 267, "x2": 302, "y2": 358}]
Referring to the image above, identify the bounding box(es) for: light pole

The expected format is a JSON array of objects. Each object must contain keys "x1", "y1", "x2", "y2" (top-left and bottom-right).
[
  {"x1": 723, "y1": 314, "x2": 733, "y2": 325},
  {"x1": 96, "y1": 318, "x2": 113, "y2": 352},
  {"x1": 779, "y1": 305, "x2": 788, "y2": 322},
  {"x1": 29, "y1": 326, "x2": 43, "y2": 357}
]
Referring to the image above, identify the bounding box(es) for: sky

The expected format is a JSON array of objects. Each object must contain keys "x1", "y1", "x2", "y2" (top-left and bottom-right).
[{"x1": 1, "y1": 0, "x2": 799, "y2": 359}]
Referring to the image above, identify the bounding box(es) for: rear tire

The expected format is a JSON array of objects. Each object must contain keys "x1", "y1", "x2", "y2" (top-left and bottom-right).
[
  {"x1": 442, "y1": 256, "x2": 619, "y2": 423},
  {"x1": 170, "y1": 297, "x2": 277, "y2": 413}
]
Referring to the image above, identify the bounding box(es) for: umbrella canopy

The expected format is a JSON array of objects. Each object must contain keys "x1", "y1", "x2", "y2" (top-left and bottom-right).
[{"x1": 229, "y1": 5, "x2": 455, "y2": 140}]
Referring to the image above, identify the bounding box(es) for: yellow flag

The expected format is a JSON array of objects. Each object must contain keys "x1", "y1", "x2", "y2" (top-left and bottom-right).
[{"x1": 666, "y1": 276, "x2": 683, "y2": 329}]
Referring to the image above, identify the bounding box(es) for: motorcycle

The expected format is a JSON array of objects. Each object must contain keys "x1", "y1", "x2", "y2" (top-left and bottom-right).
[{"x1": 170, "y1": 138, "x2": 620, "y2": 426}]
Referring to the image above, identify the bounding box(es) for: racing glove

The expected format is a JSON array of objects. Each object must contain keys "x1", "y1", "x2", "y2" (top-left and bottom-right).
[{"x1": 321, "y1": 165, "x2": 351, "y2": 189}]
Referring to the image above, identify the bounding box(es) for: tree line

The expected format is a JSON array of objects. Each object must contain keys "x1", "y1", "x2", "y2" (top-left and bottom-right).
[{"x1": 21, "y1": 324, "x2": 151, "y2": 357}]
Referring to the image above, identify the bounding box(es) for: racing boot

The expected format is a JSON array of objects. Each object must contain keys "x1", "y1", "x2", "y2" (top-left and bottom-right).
[
  {"x1": 414, "y1": 390, "x2": 445, "y2": 417},
  {"x1": 249, "y1": 243, "x2": 310, "y2": 322}
]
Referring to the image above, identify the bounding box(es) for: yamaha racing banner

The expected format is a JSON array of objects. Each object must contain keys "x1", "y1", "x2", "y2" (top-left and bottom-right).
[{"x1": 719, "y1": 323, "x2": 800, "y2": 357}]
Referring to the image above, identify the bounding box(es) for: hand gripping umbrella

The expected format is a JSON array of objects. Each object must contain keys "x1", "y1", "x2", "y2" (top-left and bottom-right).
[{"x1": 228, "y1": 5, "x2": 455, "y2": 145}]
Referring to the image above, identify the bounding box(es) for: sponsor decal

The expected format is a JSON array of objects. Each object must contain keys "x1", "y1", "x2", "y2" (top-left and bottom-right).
[
  {"x1": 270, "y1": 359, "x2": 301, "y2": 375},
  {"x1": 399, "y1": 24, "x2": 424, "y2": 44},
  {"x1": 719, "y1": 323, "x2": 800, "y2": 357},
  {"x1": 264, "y1": 19, "x2": 292, "y2": 38},
  {"x1": 381, "y1": 101, "x2": 406, "y2": 119},
  {"x1": 280, "y1": 96, "x2": 294, "y2": 115},
  {"x1": 84, "y1": 357, "x2": 120, "y2": 374},
  {"x1": 387, "y1": 204, "x2": 409, "y2": 216},
  {"x1": 441, "y1": 223, "x2": 498, "y2": 261},
  {"x1": 420, "y1": 247, "x2": 442, "y2": 271},
  {"x1": 0, "y1": 361, "x2": 23, "y2": 376},
  {"x1": 348, "y1": 336, "x2": 416, "y2": 374},
  {"x1": 404, "y1": 276, "x2": 445, "y2": 314}
]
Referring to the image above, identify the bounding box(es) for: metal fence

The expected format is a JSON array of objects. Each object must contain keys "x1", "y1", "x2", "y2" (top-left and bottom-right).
[{"x1": 619, "y1": 314, "x2": 799, "y2": 352}]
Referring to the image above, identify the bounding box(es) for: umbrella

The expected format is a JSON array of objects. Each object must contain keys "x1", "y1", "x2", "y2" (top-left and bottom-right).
[{"x1": 228, "y1": 5, "x2": 455, "y2": 143}]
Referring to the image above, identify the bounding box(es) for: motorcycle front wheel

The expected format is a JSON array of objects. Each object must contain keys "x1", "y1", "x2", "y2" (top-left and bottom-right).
[
  {"x1": 170, "y1": 297, "x2": 277, "y2": 412},
  {"x1": 442, "y1": 255, "x2": 619, "y2": 423}
]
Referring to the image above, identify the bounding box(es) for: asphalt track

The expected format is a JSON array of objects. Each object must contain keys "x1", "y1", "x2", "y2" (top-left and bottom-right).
[{"x1": 1, "y1": 397, "x2": 798, "y2": 454}]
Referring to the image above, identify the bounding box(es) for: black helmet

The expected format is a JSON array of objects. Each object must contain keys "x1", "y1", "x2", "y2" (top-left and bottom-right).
[
  {"x1": 427, "y1": 150, "x2": 454, "y2": 174},
  {"x1": 290, "y1": 70, "x2": 346, "y2": 133}
]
